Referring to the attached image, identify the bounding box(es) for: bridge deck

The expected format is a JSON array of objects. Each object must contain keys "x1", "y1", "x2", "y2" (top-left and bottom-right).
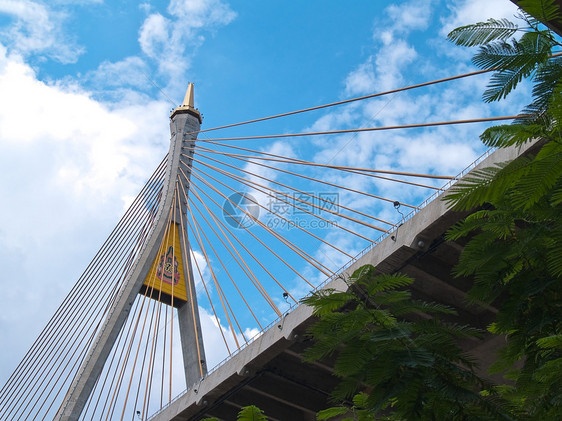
[{"x1": 149, "y1": 144, "x2": 529, "y2": 421}]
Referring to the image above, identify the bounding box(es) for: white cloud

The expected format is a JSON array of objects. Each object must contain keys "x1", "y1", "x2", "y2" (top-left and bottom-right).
[
  {"x1": 139, "y1": 13, "x2": 171, "y2": 59},
  {"x1": 345, "y1": 1, "x2": 424, "y2": 96},
  {"x1": 385, "y1": 1, "x2": 433, "y2": 34},
  {"x1": 190, "y1": 249, "x2": 207, "y2": 291},
  {"x1": 310, "y1": 103, "x2": 360, "y2": 132},
  {"x1": 167, "y1": 0, "x2": 237, "y2": 28},
  {"x1": 0, "y1": 47, "x2": 172, "y2": 382},
  {"x1": 0, "y1": 52, "x2": 169, "y2": 200},
  {"x1": 199, "y1": 306, "x2": 260, "y2": 369},
  {"x1": 373, "y1": 39, "x2": 417, "y2": 91},
  {"x1": 137, "y1": 0, "x2": 236, "y2": 90},
  {"x1": 139, "y1": 2, "x2": 151, "y2": 14},
  {"x1": 239, "y1": 2, "x2": 534, "y2": 335},
  {"x1": 52, "y1": 0, "x2": 103, "y2": 4},
  {"x1": 85, "y1": 56, "x2": 150, "y2": 90},
  {"x1": 345, "y1": 61, "x2": 376, "y2": 96},
  {"x1": 441, "y1": 0, "x2": 520, "y2": 36},
  {"x1": 0, "y1": 0, "x2": 84, "y2": 63}
]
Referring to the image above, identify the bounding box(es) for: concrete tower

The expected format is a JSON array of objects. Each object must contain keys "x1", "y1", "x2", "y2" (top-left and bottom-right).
[{"x1": 56, "y1": 84, "x2": 206, "y2": 420}]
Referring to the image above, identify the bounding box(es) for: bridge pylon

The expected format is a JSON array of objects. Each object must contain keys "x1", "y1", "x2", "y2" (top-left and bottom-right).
[{"x1": 55, "y1": 84, "x2": 207, "y2": 421}]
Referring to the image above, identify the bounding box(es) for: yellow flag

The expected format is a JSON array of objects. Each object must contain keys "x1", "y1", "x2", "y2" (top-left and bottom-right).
[{"x1": 141, "y1": 222, "x2": 188, "y2": 305}]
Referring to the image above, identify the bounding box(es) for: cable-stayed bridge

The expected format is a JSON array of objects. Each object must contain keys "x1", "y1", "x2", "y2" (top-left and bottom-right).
[
  {"x1": 148, "y1": 143, "x2": 527, "y2": 421},
  {"x1": 0, "y1": 79, "x2": 529, "y2": 421}
]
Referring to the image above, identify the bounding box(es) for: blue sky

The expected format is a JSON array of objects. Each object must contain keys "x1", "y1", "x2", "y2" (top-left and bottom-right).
[{"x1": 0, "y1": 0, "x2": 527, "y2": 392}]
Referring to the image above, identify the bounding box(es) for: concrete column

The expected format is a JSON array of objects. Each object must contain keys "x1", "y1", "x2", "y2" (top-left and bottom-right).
[
  {"x1": 55, "y1": 85, "x2": 203, "y2": 421},
  {"x1": 177, "y1": 230, "x2": 208, "y2": 387},
  {"x1": 173, "y1": 108, "x2": 208, "y2": 387}
]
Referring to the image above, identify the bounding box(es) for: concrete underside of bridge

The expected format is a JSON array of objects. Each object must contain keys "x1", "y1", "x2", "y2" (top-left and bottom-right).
[{"x1": 150, "y1": 144, "x2": 532, "y2": 421}]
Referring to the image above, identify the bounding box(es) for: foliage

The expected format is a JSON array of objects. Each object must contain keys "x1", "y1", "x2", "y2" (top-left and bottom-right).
[
  {"x1": 236, "y1": 405, "x2": 267, "y2": 421},
  {"x1": 447, "y1": 0, "x2": 561, "y2": 104},
  {"x1": 302, "y1": 266, "x2": 512, "y2": 420},
  {"x1": 316, "y1": 392, "x2": 375, "y2": 421},
  {"x1": 444, "y1": 0, "x2": 562, "y2": 418},
  {"x1": 200, "y1": 405, "x2": 267, "y2": 421}
]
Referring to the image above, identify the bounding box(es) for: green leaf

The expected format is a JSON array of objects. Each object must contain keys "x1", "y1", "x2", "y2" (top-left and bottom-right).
[
  {"x1": 301, "y1": 289, "x2": 356, "y2": 316},
  {"x1": 551, "y1": 186, "x2": 562, "y2": 206},
  {"x1": 445, "y1": 157, "x2": 536, "y2": 211},
  {"x1": 511, "y1": 145, "x2": 562, "y2": 209},
  {"x1": 527, "y1": 57, "x2": 562, "y2": 113},
  {"x1": 353, "y1": 392, "x2": 370, "y2": 408},
  {"x1": 472, "y1": 31, "x2": 553, "y2": 102},
  {"x1": 546, "y1": 226, "x2": 562, "y2": 277},
  {"x1": 536, "y1": 334, "x2": 562, "y2": 349},
  {"x1": 363, "y1": 273, "x2": 413, "y2": 295},
  {"x1": 237, "y1": 405, "x2": 267, "y2": 421},
  {"x1": 518, "y1": 0, "x2": 562, "y2": 24},
  {"x1": 317, "y1": 406, "x2": 350, "y2": 420},
  {"x1": 447, "y1": 18, "x2": 518, "y2": 47},
  {"x1": 479, "y1": 123, "x2": 545, "y2": 148},
  {"x1": 349, "y1": 264, "x2": 377, "y2": 284},
  {"x1": 532, "y1": 358, "x2": 562, "y2": 383}
]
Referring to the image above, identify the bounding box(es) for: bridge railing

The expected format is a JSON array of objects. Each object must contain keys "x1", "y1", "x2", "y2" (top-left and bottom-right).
[
  {"x1": 148, "y1": 147, "x2": 495, "y2": 420},
  {"x1": 318, "y1": 147, "x2": 494, "y2": 283}
]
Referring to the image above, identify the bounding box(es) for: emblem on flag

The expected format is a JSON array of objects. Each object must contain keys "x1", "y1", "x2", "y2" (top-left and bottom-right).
[{"x1": 156, "y1": 246, "x2": 180, "y2": 285}]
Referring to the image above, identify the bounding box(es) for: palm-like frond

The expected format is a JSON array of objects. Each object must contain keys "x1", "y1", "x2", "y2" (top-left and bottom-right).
[
  {"x1": 533, "y1": 357, "x2": 562, "y2": 383},
  {"x1": 473, "y1": 31, "x2": 553, "y2": 102},
  {"x1": 445, "y1": 160, "x2": 527, "y2": 211},
  {"x1": 303, "y1": 266, "x2": 513, "y2": 419},
  {"x1": 526, "y1": 57, "x2": 562, "y2": 113},
  {"x1": 391, "y1": 300, "x2": 457, "y2": 317},
  {"x1": 548, "y1": 79, "x2": 562, "y2": 122},
  {"x1": 236, "y1": 405, "x2": 268, "y2": 421},
  {"x1": 479, "y1": 123, "x2": 545, "y2": 148},
  {"x1": 518, "y1": 0, "x2": 562, "y2": 24},
  {"x1": 447, "y1": 18, "x2": 519, "y2": 47},
  {"x1": 438, "y1": 5, "x2": 562, "y2": 417},
  {"x1": 444, "y1": 152, "x2": 555, "y2": 212},
  {"x1": 361, "y1": 273, "x2": 413, "y2": 295},
  {"x1": 445, "y1": 167, "x2": 500, "y2": 210},
  {"x1": 536, "y1": 333, "x2": 562, "y2": 349},
  {"x1": 511, "y1": 142, "x2": 562, "y2": 208},
  {"x1": 301, "y1": 289, "x2": 355, "y2": 316},
  {"x1": 547, "y1": 225, "x2": 562, "y2": 277},
  {"x1": 472, "y1": 38, "x2": 541, "y2": 70},
  {"x1": 316, "y1": 406, "x2": 350, "y2": 420},
  {"x1": 551, "y1": 185, "x2": 562, "y2": 205},
  {"x1": 447, "y1": 174, "x2": 562, "y2": 417}
]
